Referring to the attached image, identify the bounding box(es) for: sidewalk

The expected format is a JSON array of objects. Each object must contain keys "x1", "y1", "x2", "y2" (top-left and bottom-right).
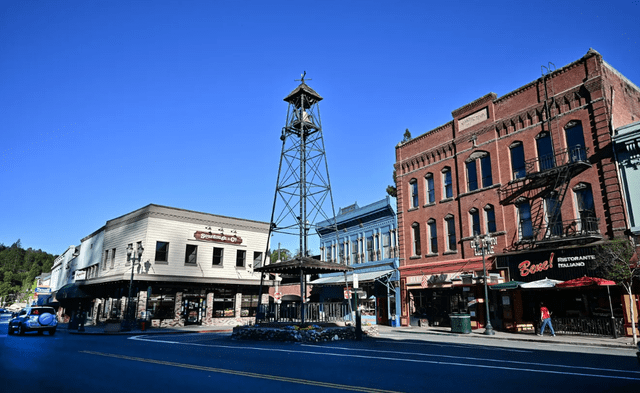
[
  {"x1": 376, "y1": 324, "x2": 638, "y2": 349},
  {"x1": 61, "y1": 322, "x2": 234, "y2": 335},
  {"x1": 60, "y1": 321, "x2": 638, "y2": 349}
]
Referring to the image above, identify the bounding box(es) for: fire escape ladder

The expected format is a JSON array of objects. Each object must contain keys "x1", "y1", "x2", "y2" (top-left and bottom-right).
[{"x1": 540, "y1": 165, "x2": 571, "y2": 240}]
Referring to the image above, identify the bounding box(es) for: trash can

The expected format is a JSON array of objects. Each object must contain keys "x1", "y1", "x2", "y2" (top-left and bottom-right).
[{"x1": 450, "y1": 313, "x2": 472, "y2": 334}]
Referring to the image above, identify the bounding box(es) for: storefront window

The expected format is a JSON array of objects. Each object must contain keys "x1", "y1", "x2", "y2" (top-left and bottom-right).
[
  {"x1": 241, "y1": 292, "x2": 259, "y2": 317},
  {"x1": 148, "y1": 294, "x2": 175, "y2": 320},
  {"x1": 213, "y1": 288, "x2": 235, "y2": 317}
]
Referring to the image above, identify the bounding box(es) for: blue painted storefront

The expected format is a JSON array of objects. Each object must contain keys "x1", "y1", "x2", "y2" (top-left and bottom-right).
[{"x1": 313, "y1": 197, "x2": 401, "y2": 326}]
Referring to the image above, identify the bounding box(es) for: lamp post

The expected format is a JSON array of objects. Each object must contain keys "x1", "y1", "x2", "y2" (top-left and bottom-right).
[
  {"x1": 470, "y1": 234, "x2": 496, "y2": 336},
  {"x1": 124, "y1": 242, "x2": 144, "y2": 331}
]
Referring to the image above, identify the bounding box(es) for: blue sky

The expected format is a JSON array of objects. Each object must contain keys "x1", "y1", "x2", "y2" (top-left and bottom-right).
[{"x1": 1, "y1": 1, "x2": 639, "y2": 255}]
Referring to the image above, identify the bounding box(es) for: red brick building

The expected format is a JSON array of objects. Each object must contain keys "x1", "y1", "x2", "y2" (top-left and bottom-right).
[{"x1": 394, "y1": 49, "x2": 640, "y2": 332}]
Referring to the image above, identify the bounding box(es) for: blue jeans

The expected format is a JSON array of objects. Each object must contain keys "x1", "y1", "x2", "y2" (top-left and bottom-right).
[{"x1": 540, "y1": 318, "x2": 555, "y2": 335}]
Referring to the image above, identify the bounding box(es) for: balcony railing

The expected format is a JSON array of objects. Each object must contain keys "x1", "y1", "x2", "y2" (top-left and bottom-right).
[{"x1": 534, "y1": 217, "x2": 601, "y2": 245}]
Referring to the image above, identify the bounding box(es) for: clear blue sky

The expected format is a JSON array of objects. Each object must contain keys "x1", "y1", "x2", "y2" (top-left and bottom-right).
[{"x1": 1, "y1": 1, "x2": 639, "y2": 255}]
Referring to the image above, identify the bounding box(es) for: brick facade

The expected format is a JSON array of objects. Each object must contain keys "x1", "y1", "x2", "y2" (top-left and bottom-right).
[{"x1": 394, "y1": 49, "x2": 640, "y2": 327}]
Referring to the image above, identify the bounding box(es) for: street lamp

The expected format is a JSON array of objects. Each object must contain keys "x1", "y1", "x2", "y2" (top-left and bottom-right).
[
  {"x1": 124, "y1": 242, "x2": 144, "y2": 330},
  {"x1": 470, "y1": 234, "x2": 496, "y2": 336}
]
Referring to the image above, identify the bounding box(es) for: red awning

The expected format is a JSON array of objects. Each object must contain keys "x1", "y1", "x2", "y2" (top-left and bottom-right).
[{"x1": 555, "y1": 276, "x2": 616, "y2": 288}]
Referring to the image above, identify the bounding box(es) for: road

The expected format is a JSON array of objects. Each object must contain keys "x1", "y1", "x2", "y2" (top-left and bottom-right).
[{"x1": 1, "y1": 315, "x2": 639, "y2": 393}]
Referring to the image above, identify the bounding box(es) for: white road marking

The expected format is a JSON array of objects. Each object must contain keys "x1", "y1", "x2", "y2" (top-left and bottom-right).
[
  {"x1": 316, "y1": 344, "x2": 640, "y2": 376},
  {"x1": 129, "y1": 335, "x2": 640, "y2": 381}
]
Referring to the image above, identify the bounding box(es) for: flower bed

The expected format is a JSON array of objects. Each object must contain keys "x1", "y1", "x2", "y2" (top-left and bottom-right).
[{"x1": 231, "y1": 324, "x2": 357, "y2": 343}]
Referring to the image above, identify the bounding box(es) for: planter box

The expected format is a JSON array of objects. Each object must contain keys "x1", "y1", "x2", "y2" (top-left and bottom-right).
[{"x1": 104, "y1": 322, "x2": 121, "y2": 333}]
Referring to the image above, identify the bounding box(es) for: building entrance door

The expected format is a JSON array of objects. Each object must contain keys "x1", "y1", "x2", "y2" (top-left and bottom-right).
[{"x1": 184, "y1": 297, "x2": 205, "y2": 325}]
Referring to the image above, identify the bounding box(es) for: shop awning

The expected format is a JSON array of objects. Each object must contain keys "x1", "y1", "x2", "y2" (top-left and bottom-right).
[
  {"x1": 520, "y1": 278, "x2": 564, "y2": 289},
  {"x1": 490, "y1": 281, "x2": 524, "y2": 290},
  {"x1": 555, "y1": 276, "x2": 616, "y2": 288},
  {"x1": 309, "y1": 269, "x2": 395, "y2": 285},
  {"x1": 55, "y1": 283, "x2": 92, "y2": 300}
]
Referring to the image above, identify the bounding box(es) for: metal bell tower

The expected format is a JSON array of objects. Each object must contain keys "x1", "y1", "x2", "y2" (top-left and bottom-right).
[{"x1": 268, "y1": 73, "x2": 339, "y2": 259}]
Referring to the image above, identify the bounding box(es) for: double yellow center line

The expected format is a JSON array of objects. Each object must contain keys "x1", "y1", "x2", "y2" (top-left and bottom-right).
[{"x1": 81, "y1": 351, "x2": 402, "y2": 393}]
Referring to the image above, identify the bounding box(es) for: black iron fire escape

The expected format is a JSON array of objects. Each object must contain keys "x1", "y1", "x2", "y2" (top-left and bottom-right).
[{"x1": 498, "y1": 64, "x2": 602, "y2": 250}]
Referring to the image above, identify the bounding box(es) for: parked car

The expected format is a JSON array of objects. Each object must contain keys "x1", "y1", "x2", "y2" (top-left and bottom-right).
[{"x1": 8, "y1": 306, "x2": 57, "y2": 336}]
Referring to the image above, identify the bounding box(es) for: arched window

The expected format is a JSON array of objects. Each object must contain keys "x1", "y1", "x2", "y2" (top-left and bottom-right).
[
  {"x1": 411, "y1": 222, "x2": 422, "y2": 256},
  {"x1": 536, "y1": 131, "x2": 555, "y2": 170},
  {"x1": 573, "y1": 183, "x2": 597, "y2": 233},
  {"x1": 516, "y1": 199, "x2": 533, "y2": 240},
  {"x1": 510, "y1": 142, "x2": 526, "y2": 179},
  {"x1": 465, "y1": 151, "x2": 493, "y2": 192},
  {"x1": 442, "y1": 167, "x2": 453, "y2": 199},
  {"x1": 469, "y1": 208, "x2": 481, "y2": 237},
  {"x1": 427, "y1": 218, "x2": 438, "y2": 254},
  {"x1": 445, "y1": 215, "x2": 457, "y2": 251},
  {"x1": 484, "y1": 204, "x2": 497, "y2": 233},
  {"x1": 425, "y1": 173, "x2": 435, "y2": 204},
  {"x1": 565, "y1": 121, "x2": 587, "y2": 162},
  {"x1": 409, "y1": 179, "x2": 419, "y2": 208}
]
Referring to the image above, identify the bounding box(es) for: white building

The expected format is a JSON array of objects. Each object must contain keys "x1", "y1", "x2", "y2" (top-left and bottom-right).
[{"x1": 54, "y1": 204, "x2": 272, "y2": 327}]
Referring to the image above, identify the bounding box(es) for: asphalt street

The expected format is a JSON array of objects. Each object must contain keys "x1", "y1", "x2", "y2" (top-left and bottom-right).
[{"x1": 2, "y1": 315, "x2": 639, "y2": 393}]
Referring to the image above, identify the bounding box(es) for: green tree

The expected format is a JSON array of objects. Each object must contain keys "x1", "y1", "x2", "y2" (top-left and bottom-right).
[
  {"x1": 402, "y1": 128, "x2": 412, "y2": 143},
  {"x1": 0, "y1": 240, "x2": 57, "y2": 305},
  {"x1": 595, "y1": 239, "x2": 639, "y2": 344},
  {"x1": 269, "y1": 248, "x2": 292, "y2": 263},
  {"x1": 386, "y1": 170, "x2": 397, "y2": 198}
]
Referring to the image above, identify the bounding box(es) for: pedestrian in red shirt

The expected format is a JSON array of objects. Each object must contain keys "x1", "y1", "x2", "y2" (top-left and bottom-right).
[{"x1": 538, "y1": 302, "x2": 556, "y2": 336}]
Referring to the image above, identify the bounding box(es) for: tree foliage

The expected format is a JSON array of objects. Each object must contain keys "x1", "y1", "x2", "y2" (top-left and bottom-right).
[
  {"x1": 595, "y1": 239, "x2": 638, "y2": 288},
  {"x1": 0, "y1": 240, "x2": 57, "y2": 303},
  {"x1": 269, "y1": 248, "x2": 292, "y2": 263},
  {"x1": 386, "y1": 170, "x2": 397, "y2": 198}
]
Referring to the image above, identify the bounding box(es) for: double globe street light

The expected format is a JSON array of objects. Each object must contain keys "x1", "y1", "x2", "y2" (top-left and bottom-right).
[
  {"x1": 123, "y1": 242, "x2": 144, "y2": 331},
  {"x1": 470, "y1": 234, "x2": 497, "y2": 336}
]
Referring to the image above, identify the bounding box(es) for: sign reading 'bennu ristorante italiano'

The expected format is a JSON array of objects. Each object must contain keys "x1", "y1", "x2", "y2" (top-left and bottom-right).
[{"x1": 194, "y1": 231, "x2": 243, "y2": 245}]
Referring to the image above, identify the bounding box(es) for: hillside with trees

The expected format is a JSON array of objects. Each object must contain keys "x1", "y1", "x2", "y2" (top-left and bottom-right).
[{"x1": 0, "y1": 240, "x2": 57, "y2": 305}]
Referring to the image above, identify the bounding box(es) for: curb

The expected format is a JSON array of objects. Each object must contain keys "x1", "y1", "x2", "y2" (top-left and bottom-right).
[{"x1": 386, "y1": 328, "x2": 635, "y2": 349}]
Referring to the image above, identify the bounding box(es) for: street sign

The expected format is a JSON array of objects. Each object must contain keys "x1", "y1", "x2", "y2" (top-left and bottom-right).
[
  {"x1": 274, "y1": 292, "x2": 282, "y2": 301},
  {"x1": 350, "y1": 289, "x2": 367, "y2": 297},
  {"x1": 344, "y1": 288, "x2": 351, "y2": 299}
]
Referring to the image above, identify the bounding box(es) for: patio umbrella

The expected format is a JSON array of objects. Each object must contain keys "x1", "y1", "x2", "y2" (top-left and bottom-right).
[
  {"x1": 555, "y1": 276, "x2": 615, "y2": 288},
  {"x1": 556, "y1": 276, "x2": 618, "y2": 337},
  {"x1": 520, "y1": 277, "x2": 564, "y2": 289}
]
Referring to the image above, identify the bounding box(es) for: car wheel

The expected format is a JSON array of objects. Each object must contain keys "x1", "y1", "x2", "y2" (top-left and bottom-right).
[
  {"x1": 49, "y1": 329, "x2": 56, "y2": 336},
  {"x1": 19, "y1": 324, "x2": 25, "y2": 335},
  {"x1": 7, "y1": 326, "x2": 14, "y2": 335}
]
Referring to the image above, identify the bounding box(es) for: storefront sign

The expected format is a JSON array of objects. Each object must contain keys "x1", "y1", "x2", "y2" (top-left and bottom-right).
[
  {"x1": 497, "y1": 247, "x2": 597, "y2": 282},
  {"x1": 518, "y1": 252, "x2": 554, "y2": 277},
  {"x1": 74, "y1": 271, "x2": 86, "y2": 281},
  {"x1": 556, "y1": 255, "x2": 594, "y2": 268},
  {"x1": 194, "y1": 231, "x2": 243, "y2": 244}
]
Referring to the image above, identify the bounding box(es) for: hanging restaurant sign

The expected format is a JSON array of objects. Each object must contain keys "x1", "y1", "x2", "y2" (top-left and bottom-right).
[{"x1": 193, "y1": 231, "x2": 243, "y2": 245}]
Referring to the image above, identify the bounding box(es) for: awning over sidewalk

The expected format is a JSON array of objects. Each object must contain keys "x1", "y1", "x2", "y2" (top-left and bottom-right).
[
  {"x1": 309, "y1": 269, "x2": 395, "y2": 285},
  {"x1": 56, "y1": 283, "x2": 92, "y2": 300}
]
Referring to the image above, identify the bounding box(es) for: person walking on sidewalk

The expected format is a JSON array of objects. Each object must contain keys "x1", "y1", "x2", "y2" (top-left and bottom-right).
[{"x1": 538, "y1": 302, "x2": 555, "y2": 337}]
